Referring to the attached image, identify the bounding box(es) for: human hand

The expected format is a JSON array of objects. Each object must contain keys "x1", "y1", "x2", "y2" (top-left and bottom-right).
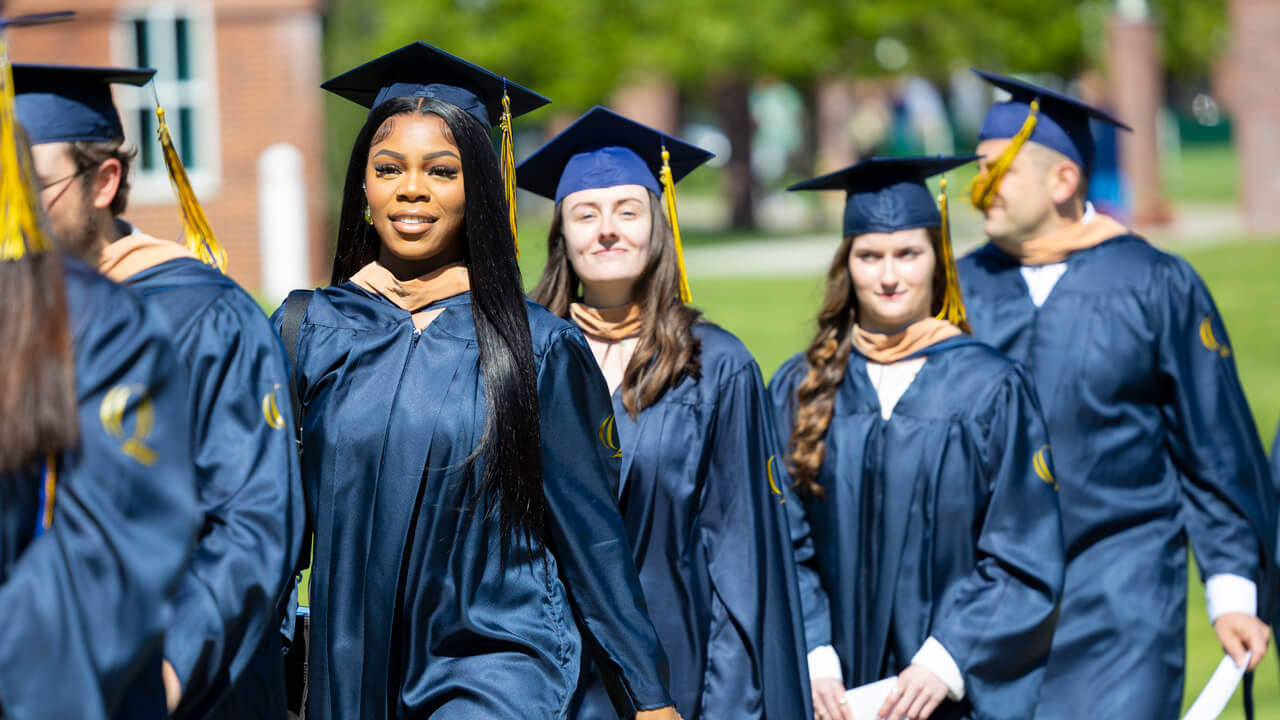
[
  {"x1": 878, "y1": 665, "x2": 948, "y2": 720},
  {"x1": 811, "y1": 676, "x2": 852, "y2": 720},
  {"x1": 161, "y1": 659, "x2": 182, "y2": 713},
  {"x1": 1214, "y1": 612, "x2": 1270, "y2": 671},
  {"x1": 635, "y1": 706, "x2": 682, "y2": 720}
]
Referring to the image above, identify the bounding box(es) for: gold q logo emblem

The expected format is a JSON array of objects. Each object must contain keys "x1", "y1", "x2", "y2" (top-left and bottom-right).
[
  {"x1": 1199, "y1": 316, "x2": 1231, "y2": 358},
  {"x1": 1033, "y1": 445, "x2": 1058, "y2": 492},
  {"x1": 99, "y1": 384, "x2": 157, "y2": 466},
  {"x1": 766, "y1": 454, "x2": 785, "y2": 503},
  {"x1": 597, "y1": 414, "x2": 623, "y2": 459},
  {"x1": 263, "y1": 384, "x2": 287, "y2": 430}
]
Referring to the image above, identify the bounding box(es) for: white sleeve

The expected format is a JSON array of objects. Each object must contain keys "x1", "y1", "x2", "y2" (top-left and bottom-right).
[
  {"x1": 1205, "y1": 573, "x2": 1257, "y2": 624},
  {"x1": 807, "y1": 644, "x2": 844, "y2": 682},
  {"x1": 911, "y1": 636, "x2": 965, "y2": 701}
]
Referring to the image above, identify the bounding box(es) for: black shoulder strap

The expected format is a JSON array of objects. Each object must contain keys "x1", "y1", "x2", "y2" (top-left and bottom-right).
[{"x1": 280, "y1": 289, "x2": 312, "y2": 443}]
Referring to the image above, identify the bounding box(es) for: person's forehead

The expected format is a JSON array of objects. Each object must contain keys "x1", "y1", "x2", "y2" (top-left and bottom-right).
[
  {"x1": 565, "y1": 183, "x2": 651, "y2": 206},
  {"x1": 28, "y1": 141, "x2": 76, "y2": 174},
  {"x1": 372, "y1": 113, "x2": 457, "y2": 148},
  {"x1": 852, "y1": 227, "x2": 930, "y2": 247}
]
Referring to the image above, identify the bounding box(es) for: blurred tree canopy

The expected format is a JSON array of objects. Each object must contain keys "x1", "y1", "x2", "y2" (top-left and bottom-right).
[
  {"x1": 323, "y1": 0, "x2": 1229, "y2": 227},
  {"x1": 327, "y1": 0, "x2": 1227, "y2": 108}
]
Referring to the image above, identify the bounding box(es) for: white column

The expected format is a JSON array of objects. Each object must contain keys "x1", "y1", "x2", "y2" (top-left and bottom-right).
[{"x1": 258, "y1": 142, "x2": 310, "y2": 307}]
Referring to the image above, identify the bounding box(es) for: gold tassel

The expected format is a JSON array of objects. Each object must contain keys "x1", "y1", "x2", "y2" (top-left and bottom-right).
[
  {"x1": 659, "y1": 145, "x2": 692, "y2": 304},
  {"x1": 41, "y1": 453, "x2": 57, "y2": 531},
  {"x1": 0, "y1": 32, "x2": 52, "y2": 262},
  {"x1": 499, "y1": 91, "x2": 519, "y2": 257},
  {"x1": 156, "y1": 103, "x2": 227, "y2": 271},
  {"x1": 935, "y1": 177, "x2": 968, "y2": 328},
  {"x1": 968, "y1": 98, "x2": 1039, "y2": 211}
]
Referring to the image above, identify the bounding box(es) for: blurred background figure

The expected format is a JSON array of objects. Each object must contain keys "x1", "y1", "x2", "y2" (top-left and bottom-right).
[{"x1": 0, "y1": 12, "x2": 198, "y2": 716}]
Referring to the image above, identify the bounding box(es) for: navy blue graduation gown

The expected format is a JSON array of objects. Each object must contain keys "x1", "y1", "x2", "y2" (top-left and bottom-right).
[
  {"x1": 0, "y1": 258, "x2": 198, "y2": 719},
  {"x1": 571, "y1": 324, "x2": 811, "y2": 720},
  {"x1": 770, "y1": 337, "x2": 1064, "y2": 720},
  {"x1": 123, "y1": 257, "x2": 304, "y2": 719},
  {"x1": 272, "y1": 285, "x2": 673, "y2": 720},
  {"x1": 958, "y1": 236, "x2": 1277, "y2": 719},
  {"x1": 1274, "y1": 422, "x2": 1280, "y2": 623}
]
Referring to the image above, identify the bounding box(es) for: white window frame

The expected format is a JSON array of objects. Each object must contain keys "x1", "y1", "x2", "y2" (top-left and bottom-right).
[{"x1": 112, "y1": 2, "x2": 222, "y2": 206}]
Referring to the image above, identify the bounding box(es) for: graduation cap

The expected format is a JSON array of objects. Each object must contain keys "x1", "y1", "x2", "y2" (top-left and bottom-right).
[
  {"x1": 323, "y1": 42, "x2": 550, "y2": 254},
  {"x1": 789, "y1": 155, "x2": 978, "y2": 327},
  {"x1": 322, "y1": 41, "x2": 548, "y2": 129},
  {"x1": 516, "y1": 105, "x2": 713, "y2": 202},
  {"x1": 516, "y1": 106, "x2": 715, "y2": 303},
  {"x1": 13, "y1": 64, "x2": 155, "y2": 145},
  {"x1": 788, "y1": 155, "x2": 977, "y2": 236},
  {"x1": 970, "y1": 69, "x2": 1131, "y2": 210}
]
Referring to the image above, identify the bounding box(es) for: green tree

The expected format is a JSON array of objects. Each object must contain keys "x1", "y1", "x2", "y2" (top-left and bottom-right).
[{"x1": 324, "y1": 0, "x2": 1229, "y2": 229}]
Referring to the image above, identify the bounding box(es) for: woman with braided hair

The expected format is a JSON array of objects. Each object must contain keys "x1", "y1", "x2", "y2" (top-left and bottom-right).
[{"x1": 770, "y1": 156, "x2": 1064, "y2": 720}]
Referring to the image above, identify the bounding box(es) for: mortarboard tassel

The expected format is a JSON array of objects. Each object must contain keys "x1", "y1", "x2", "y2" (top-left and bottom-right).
[
  {"x1": 0, "y1": 32, "x2": 52, "y2": 262},
  {"x1": 499, "y1": 90, "x2": 519, "y2": 256},
  {"x1": 969, "y1": 98, "x2": 1039, "y2": 211},
  {"x1": 155, "y1": 101, "x2": 227, "y2": 272},
  {"x1": 659, "y1": 145, "x2": 692, "y2": 304},
  {"x1": 934, "y1": 177, "x2": 968, "y2": 328},
  {"x1": 34, "y1": 454, "x2": 56, "y2": 536}
]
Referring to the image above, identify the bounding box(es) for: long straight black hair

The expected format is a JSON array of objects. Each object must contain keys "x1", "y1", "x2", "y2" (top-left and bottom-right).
[{"x1": 331, "y1": 97, "x2": 544, "y2": 543}]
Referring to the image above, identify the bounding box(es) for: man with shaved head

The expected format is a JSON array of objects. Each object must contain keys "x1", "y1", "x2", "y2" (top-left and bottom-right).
[{"x1": 958, "y1": 70, "x2": 1276, "y2": 719}]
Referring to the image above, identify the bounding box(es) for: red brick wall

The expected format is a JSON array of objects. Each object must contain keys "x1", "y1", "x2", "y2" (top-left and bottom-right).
[{"x1": 7, "y1": 0, "x2": 329, "y2": 293}]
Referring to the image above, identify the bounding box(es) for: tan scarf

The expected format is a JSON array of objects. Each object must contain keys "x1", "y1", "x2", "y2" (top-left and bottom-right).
[
  {"x1": 568, "y1": 302, "x2": 644, "y2": 341},
  {"x1": 851, "y1": 317, "x2": 962, "y2": 365},
  {"x1": 992, "y1": 213, "x2": 1129, "y2": 266},
  {"x1": 351, "y1": 260, "x2": 471, "y2": 330},
  {"x1": 98, "y1": 230, "x2": 199, "y2": 282}
]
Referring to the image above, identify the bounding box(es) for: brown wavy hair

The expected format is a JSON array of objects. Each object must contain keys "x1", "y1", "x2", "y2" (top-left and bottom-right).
[
  {"x1": 530, "y1": 190, "x2": 701, "y2": 417},
  {"x1": 787, "y1": 226, "x2": 967, "y2": 497},
  {"x1": 0, "y1": 131, "x2": 78, "y2": 472}
]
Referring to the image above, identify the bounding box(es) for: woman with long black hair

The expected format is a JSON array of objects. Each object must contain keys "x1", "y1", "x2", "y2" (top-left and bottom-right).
[
  {"x1": 0, "y1": 51, "x2": 197, "y2": 718},
  {"x1": 770, "y1": 157, "x2": 1064, "y2": 720},
  {"x1": 272, "y1": 45, "x2": 677, "y2": 720},
  {"x1": 521, "y1": 106, "x2": 810, "y2": 720}
]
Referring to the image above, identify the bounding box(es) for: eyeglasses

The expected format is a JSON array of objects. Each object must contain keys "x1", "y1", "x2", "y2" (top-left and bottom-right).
[{"x1": 38, "y1": 166, "x2": 91, "y2": 192}]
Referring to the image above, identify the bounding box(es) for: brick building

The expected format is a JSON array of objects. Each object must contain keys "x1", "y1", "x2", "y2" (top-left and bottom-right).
[{"x1": 7, "y1": 0, "x2": 327, "y2": 297}]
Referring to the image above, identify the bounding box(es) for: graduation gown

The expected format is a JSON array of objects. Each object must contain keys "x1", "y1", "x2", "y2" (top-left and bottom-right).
[
  {"x1": 0, "y1": 258, "x2": 198, "y2": 719},
  {"x1": 122, "y1": 257, "x2": 304, "y2": 720},
  {"x1": 272, "y1": 285, "x2": 673, "y2": 720},
  {"x1": 770, "y1": 337, "x2": 1064, "y2": 720},
  {"x1": 571, "y1": 324, "x2": 811, "y2": 720},
  {"x1": 958, "y1": 235, "x2": 1277, "y2": 719}
]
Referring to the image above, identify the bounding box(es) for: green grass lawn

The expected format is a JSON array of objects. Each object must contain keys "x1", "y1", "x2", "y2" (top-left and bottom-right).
[
  {"x1": 1166, "y1": 143, "x2": 1240, "y2": 206},
  {"x1": 531, "y1": 238, "x2": 1276, "y2": 715}
]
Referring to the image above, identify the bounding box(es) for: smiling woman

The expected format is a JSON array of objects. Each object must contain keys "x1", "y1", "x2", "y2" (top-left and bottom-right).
[
  {"x1": 360, "y1": 114, "x2": 466, "y2": 275},
  {"x1": 774, "y1": 156, "x2": 1064, "y2": 720},
  {"x1": 523, "y1": 106, "x2": 812, "y2": 720},
  {"x1": 273, "y1": 44, "x2": 678, "y2": 720}
]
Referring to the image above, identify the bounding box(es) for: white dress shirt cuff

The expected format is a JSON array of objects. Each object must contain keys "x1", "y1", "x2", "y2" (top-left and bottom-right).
[
  {"x1": 911, "y1": 636, "x2": 965, "y2": 701},
  {"x1": 1206, "y1": 573, "x2": 1257, "y2": 624},
  {"x1": 807, "y1": 644, "x2": 844, "y2": 682}
]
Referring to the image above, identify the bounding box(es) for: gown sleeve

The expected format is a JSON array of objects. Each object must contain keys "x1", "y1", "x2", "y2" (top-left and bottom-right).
[
  {"x1": 700, "y1": 361, "x2": 813, "y2": 720},
  {"x1": 767, "y1": 356, "x2": 834, "y2": 654},
  {"x1": 536, "y1": 328, "x2": 673, "y2": 716},
  {"x1": 928, "y1": 366, "x2": 1064, "y2": 717},
  {"x1": 164, "y1": 296, "x2": 305, "y2": 710},
  {"x1": 1152, "y1": 258, "x2": 1277, "y2": 611},
  {"x1": 0, "y1": 297, "x2": 199, "y2": 718}
]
